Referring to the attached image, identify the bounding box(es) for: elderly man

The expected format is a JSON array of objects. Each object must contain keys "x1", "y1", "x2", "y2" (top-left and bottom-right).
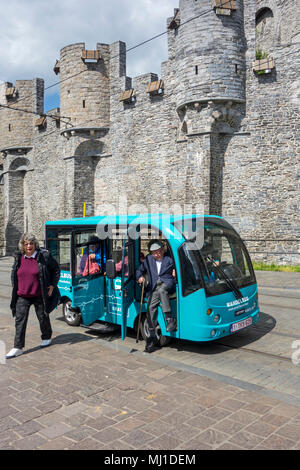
[{"x1": 136, "y1": 239, "x2": 177, "y2": 353}]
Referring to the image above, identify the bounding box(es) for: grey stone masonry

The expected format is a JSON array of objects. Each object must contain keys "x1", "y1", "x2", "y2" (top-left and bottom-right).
[
  {"x1": 0, "y1": 0, "x2": 299, "y2": 263},
  {"x1": 0, "y1": 79, "x2": 44, "y2": 151}
]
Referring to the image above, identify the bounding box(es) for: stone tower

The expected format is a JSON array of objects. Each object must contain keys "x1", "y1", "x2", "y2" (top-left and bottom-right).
[
  {"x1": 168, "y1": 0, "x2": 246, "y2": 214},
  {"x1": 0, "y1": 79, "x2": 44, "y2": 254},
  {"x1": 57, "y1": 43, "x2": 111, "y2": 218},
  {"x1": 59, "y1": 43, "x2": 110, "y2": 130},
  {"x1": 173, "y1": 0, "x2": 246, "y2": 107}
]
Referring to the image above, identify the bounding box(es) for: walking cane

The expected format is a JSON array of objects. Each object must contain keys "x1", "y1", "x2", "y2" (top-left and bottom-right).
[{"x1": 136, "y1": 279, "x2": 145, "y2": 343}]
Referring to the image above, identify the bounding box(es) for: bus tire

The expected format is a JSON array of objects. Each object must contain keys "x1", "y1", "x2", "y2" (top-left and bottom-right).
[
  {"x1": 140, "y1": 315, "x2": 171, "y2": 347},
  {"x1": 63, "y1": 301, "x2": 81, "y2": 326}
]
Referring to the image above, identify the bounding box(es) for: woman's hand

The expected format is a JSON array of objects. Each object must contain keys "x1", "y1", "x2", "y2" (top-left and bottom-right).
[{"x1": 48, "y1": 285, "x2": 54, "y2": 297}]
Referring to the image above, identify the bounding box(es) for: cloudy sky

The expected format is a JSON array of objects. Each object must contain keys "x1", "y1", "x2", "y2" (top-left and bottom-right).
[{"x1": 0, "y1": 0, "x2": 177, "y2": 111}]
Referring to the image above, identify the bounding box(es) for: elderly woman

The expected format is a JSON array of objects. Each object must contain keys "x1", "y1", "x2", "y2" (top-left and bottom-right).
[{"x1": 6, "y1": 233, "x2": 60, "y2": 359}]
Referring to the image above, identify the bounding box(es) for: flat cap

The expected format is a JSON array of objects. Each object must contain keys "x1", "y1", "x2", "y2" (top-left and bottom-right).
[{"x1": 148, "y1": 239, "x2": 164, "y2": 251}]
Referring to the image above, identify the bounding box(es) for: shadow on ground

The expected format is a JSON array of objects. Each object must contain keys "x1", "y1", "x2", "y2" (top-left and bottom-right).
[{"x1": 54, "y1": 310, "x2": 276, "y2": 357}]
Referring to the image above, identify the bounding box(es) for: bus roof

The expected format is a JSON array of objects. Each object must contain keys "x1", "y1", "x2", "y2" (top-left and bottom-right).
[{"x1": 45, "y1": 214, "x2": 224, "y2": 227}]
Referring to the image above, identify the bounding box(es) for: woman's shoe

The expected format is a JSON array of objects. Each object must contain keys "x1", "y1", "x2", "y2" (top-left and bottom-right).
[
  {"x1": 40, "y1": 339, "x2": 52, "y2": 348},
  {"x1": 6, "y1": 348, "x2": 23, "y2": 358}
]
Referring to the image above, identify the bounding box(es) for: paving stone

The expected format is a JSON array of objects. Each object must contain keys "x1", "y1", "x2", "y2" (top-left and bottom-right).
[
  {"x1": 13, "y1": 420, "x2": 44, "y2": 438},
  {"x1": 197, "y1": 428, "x2": 228, "y2": 448},
  {"x1": 261, "y1": 434, "x2": 296, "y2": 450},
  {"x1": 35, "y1": 400, "x2": 62, "y2": 414},
  {"x1": 39, "y1": 422, "x2": 72, "y2": 439},
  {"x1": 148, "y1": 433, "x2": 182, "y2": 450},
  {"x1": 212, "y1": 418, "x2": 246, "y2": 435},
  {"x1": 92, "y1": 427, "x2": 125, "y2": 445},
  {"x1": 229, "y1": 409, "x2": 259, "y2": 425},
  {"x1": 38, "y1": 436, "x2": 74, "y2": 450},
  {"x1": 112, "y1": 417, "x2": 145, "y2": 433},
  {"x1": 64, "y1": 425, "x2": 97, "y2": 442},
  {"x1": 160, "y1": 411, "x2": 188, "y2": 426},
  {"x1": 69, "y1": 437, "x2": 103, "y2": 450},
  {"x1": 85, "y1": 415, "x2": 117, "y2": 431},
  {"x1": 0, "y1": 270, "x2": 300, "y2": 451},
  {"x1": 13, "y1": 407, "x2": 43, "y2": 424},
  {"x1": 261, "y1": 412, "x2": 291, "y2": 427},
  {"x1": 0, "y1": 405, "x2": 18, "y2": 419},
  {"x1": 275, "y1": 423, "x2": 300, "y2": 441},
  {"x1": 15, "y1": 434, "x2": 48, "y2": 450},
  {"x1": 168, "y1": 423, "x2": 200, "y2": 443},
  {"x1": 228, "y1": 430, "x2": 263, "y2": 450},
  {"x1": 244, "y1": 420, "x2": 277, "y2": 438},
  {"x1": 202, "y1": 406, "x2": 232, "y2": 421},
  {"x1": 176, "y1": 434, "x2": 213, "y2": 450},
  {"x1": 220, "y1": 398, "x2": 247, "y2": 412},
  {"x1": 121, "y1": 429, "x2": 155, "y2": 448},
  {"x1": 186, "y1": 414, "x2": 216, "y2": 430}
]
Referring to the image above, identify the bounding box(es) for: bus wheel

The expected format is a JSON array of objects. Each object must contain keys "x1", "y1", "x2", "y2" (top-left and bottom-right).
[
  {"x1": 63, "y1": 301, "x2": 81, "y2": 326},
  {"x1": 141, "y1": 315, "x2": 171, "y2": 347}
]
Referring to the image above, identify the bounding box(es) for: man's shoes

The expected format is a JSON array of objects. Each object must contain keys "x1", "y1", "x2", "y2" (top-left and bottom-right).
[
  {"x1": 40, "y1": 339, "x2": 52, "y2": 348},
  {"x1": 6, "y1": 348, "x2": 23, "y2": 359},
  {"x1": 166, "y1": 317, "x2": 177, "y2": 332},
  {"x1": 144, "y1": 337, "x2": 156, "y2": 353}
]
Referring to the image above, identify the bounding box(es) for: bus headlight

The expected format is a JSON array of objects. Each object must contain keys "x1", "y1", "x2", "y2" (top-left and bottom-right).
[
  {"x1": 211, "y1": 329, "x2": 217, "y2": 337},
  {"x1": 214, "y1": 315, "x2": 220, "y2": 323}
]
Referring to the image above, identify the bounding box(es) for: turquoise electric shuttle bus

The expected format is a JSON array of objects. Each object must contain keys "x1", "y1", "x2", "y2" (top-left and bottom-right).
[{"x1": 45, "y1": 214, "x2": 260, "y2": 345}]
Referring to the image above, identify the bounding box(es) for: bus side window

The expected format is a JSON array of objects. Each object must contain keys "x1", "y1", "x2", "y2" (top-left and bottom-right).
[
  {"x1": 109, "y1": 227, "x2": 135, "y2": 279},
  {"x1": 112, "y1": 242, "x2": 124, "y2": 275},
  {"x1": 74, "y1": 232, "x2": 105, "y2": 277},
  {"x1": 46, "y1": 230, "x2": 71, "y2": 272}
]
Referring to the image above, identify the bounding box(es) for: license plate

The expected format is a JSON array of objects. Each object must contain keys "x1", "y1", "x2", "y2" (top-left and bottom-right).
[{"x1": 230, "y1": 317, "x2": 252, "y2": 333}]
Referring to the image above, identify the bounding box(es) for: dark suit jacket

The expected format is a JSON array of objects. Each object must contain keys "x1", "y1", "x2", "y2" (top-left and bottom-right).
[{"x1": 136, "y1": 254, "x2": 176, "y2": 297}]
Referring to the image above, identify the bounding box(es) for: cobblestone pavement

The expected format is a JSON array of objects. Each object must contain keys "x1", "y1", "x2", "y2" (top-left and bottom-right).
[{"x1": 0, "y1": 258, "x2": 300, "y2": 450}]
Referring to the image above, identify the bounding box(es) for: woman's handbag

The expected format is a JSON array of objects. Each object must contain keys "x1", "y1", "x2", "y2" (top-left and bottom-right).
[{"x1": 83, "y1": 255, "x2": 101, "y2": 276}]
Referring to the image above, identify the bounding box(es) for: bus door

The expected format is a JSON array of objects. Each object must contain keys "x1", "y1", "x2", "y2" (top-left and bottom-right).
[
  {"x1": 46, "y1": 228, "x2": 72, "y2": 299},
  {"x1": 71, "y1": 230, "x2": 106, "y2": 326},
  {"x1": 137, "y1": 225, "x2": 179, "y2": 339},
  {"x1": 105, "y1": 226, "x2": 135, "y2": 339}
]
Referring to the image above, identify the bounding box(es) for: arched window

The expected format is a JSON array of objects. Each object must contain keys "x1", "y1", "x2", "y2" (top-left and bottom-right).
[{"x1": 256, "y1": 7, "x2": 274, "y2": 54}]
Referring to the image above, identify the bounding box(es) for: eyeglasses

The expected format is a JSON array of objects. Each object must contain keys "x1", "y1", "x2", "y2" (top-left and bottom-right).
[{"x1": 24, "y1": 242, "x2": 34, "y2": 246}]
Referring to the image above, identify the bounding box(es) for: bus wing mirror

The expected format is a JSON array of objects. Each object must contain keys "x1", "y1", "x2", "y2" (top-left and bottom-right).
[{"x1": 106, "y1": 259, "x2": 116, "y2": 279}]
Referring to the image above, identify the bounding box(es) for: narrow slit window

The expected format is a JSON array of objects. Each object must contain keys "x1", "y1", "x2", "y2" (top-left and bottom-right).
[
  {"x1": 195, "y1": 65, "x2": 198, "y2": 75},
  {"x1": 83, "y1": 100, "x2": 86, "y2": 108}
]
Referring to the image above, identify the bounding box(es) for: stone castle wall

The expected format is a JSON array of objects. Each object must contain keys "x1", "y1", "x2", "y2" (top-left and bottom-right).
[{"x1": 0, "y1": 0, "x2": 299, "y2": 263}]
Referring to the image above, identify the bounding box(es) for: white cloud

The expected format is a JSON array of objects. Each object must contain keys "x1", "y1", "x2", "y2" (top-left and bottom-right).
[{"x1": 0, "y1": 0, "x2": 177, "y2": 109}]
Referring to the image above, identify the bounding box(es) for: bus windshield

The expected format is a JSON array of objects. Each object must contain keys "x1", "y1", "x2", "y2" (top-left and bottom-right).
[{"x1": 174, "y1": 218, "x2": 256, "y2": 297}]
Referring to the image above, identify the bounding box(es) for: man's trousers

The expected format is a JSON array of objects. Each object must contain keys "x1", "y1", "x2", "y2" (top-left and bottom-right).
[{"x1": 147, "y1": 281, "x2": 171, "y2": 330}]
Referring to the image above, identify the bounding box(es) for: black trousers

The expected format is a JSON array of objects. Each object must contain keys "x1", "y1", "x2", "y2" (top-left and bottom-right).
[{"x1": 14, "y1": 296, "x2": 52, "y2": 349}]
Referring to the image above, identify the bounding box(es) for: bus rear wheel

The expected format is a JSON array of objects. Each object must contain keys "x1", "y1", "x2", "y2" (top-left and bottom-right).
[
  {"x1": 63, "y1": 301, "x2": 81, "y2": 326},
  {"x1": 140, "y1": 315, "x2": 171, "y2": 347}
]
